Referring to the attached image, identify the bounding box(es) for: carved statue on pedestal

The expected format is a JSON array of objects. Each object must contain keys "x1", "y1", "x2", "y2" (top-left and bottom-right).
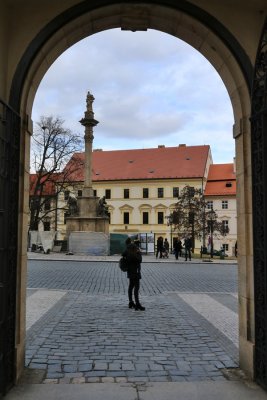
[{"x1": 98, "y1": 196, "x2": 108, "y2": 217}]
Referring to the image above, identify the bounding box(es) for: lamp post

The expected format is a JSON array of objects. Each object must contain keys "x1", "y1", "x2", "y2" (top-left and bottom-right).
[
  {"x1": 206, "y1": 209, "x2": 216, "y2": 258},
  {"x1": 166, "y1": 214, "x2": 173, "y2": 252}
]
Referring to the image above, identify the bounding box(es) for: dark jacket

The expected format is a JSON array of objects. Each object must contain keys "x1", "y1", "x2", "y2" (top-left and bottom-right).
[
  {"x1": 184, "y1": 238, "x2": 192, "y2": 249},
  {"x1": 174, "y1": 240, "x2": 182, "y2": 251},
  {"x1": 122, "y1": 244, "x2": 142, "y2": 279}
]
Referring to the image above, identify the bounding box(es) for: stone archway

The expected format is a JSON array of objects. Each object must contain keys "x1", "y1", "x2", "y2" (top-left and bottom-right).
[
  {"x1": 251, "y1": 17, "x2": 267, "y2": 389},
  {"x1": 1, "y1": 0, "x2": 258, "y2": 394}
]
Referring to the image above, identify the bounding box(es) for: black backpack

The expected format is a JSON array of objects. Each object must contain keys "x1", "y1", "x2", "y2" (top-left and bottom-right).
[{"x1": 119, "y1": 256, "x2": 128, "y2": 272}]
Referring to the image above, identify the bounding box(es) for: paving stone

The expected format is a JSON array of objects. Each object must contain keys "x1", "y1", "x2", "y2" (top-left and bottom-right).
[
  {"x1": 28, "y1": 363, "x2": 47, "y2": 370},
  {"x1": 72, "y1": 377, "x2": 86, "y2": 383},
  {"x1": 46, "y1": 372, "x2": 64, "y2": 379},
  {"x1": 78, "y1": 364, "x2": 93, "y2": 372},
  {"x1": 26, "y1": 260, "x2": 238, "y2": 383},
  {"x1": 101, "y1": 377, "x2": 115, "y2": 383},
  {"x1": 58, "y1": 377, "x2": 71, "y2": 384},
  {"x1": 43, "y1": 379, "x2": 59, "y2": 384},
  {"x1": 85, "y1": 377, "x2": 101, "y2": 383}
]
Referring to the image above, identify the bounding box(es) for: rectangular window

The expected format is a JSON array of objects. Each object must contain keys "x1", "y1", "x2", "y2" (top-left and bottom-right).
[
  {"x1": 188, "y1": 186, "x2": 195, "y2": 197},
  {"x1": 43, "y1": 221, "x2": 50, "y2": 231},
  {"x1": 222, "y1": 220, "x2": 229, "y2": 230},
  {"x1": 44, "y1": 198, "x2": 51, "y2": 211},
  {"x1": 206, "y1": 201, "x2": 213, "y2": 210},
  {"x1": 158, "y1": 188, "x2": 164, "y2": 198},
  {"x1": 124, "y1": 189, "x2": 129, "y2": 199},
  {"x1": 93, "y1": 190, "x2": 97, "y2": 197},
  {"x1": 143, "y1": 212, "x2": 149, "y2": 224},
  {"x1": 173, "y1": 187, "x2": 179, "y2": 198},
  {"x1": 222, "y1": 200, "x2": 228, "y2": 209},
  {"x1": 105, "y1": 189, "x2": 111, "y2": 199},
  {"x1": 222, "y1": 244, "x2": 229, "y2": 252},
  {"x1": 64, "y1": 190, "x2": 70, "y2": 201},
  {"x1": 124, "y1": 212, "x2": 129, "y2": 225},
  {"x1": 78, "y1": 189, "x2": 82, "y2": 197},
  {"x1": 158, "y1": 211, "x2": 164, "y2": 224},
  {"x1": 143, "y1": 188, "x2": 149, "y2": 198}
]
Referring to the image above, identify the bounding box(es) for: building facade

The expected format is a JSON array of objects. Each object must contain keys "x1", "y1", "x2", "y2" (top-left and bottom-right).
[
  {"x1": 58, "y1": 144, "x2": 234, "y2": 254},
  {"x1": 204, "y1": 163, "x2": 237, "y2": 256},
  {"x1": 29, "y1": 144, "x2": 237, "y2": 255}
]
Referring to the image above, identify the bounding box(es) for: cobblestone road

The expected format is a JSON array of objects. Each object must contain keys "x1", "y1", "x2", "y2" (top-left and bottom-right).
[{"x1": 26, "y1": 260, "x2": 238, "y2": 384}]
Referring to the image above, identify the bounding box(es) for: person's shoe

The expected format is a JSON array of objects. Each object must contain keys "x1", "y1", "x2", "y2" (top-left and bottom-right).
[
  {"x1": 128, "y1": 301, "x2": 135, "y2": 309},
  {"x1": 135, "y1": 303, "x2": 145, "y2": 311}
]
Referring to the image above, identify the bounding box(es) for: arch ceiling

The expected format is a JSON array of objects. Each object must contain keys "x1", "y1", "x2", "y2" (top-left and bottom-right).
[{"x1": 10, "y1": 1, "x2": 252, "y2": 124}]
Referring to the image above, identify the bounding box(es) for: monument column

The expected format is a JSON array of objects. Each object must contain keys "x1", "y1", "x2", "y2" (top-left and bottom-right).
[
  {"x1": 80, "y1": 91, "x2": 99, "y2": 197},
  {"x1": 65, "y1": 91, "x2": 109, "y2": 255}
]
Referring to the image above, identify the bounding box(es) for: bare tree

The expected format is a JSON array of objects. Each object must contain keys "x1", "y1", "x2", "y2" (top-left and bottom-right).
[
  {"x1": 170, "y1": 185, "x2": 229, "y2": 254},
  {"x1": 29, "y1": 116, "x2": 83, "y2": 231}
]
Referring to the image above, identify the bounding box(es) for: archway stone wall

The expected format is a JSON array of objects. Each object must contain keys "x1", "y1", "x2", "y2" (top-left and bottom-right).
[{"x1": 1, "y1": 0, "x2": 266, "y2": 386}]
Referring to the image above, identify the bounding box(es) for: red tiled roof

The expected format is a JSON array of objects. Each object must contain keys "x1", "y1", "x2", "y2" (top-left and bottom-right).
[
  {"x1": 207, "y1": 164, "x2": 235, "y2": 181},
  {"x1": 64, "y1": 145, "x2": 211, "y2": 182},
  {"x1": 29, "y1": 173, "x2": 58, "y2": 196},
  {"x1": 205, "y1": 163, "x2": 236, "y2": 196}
]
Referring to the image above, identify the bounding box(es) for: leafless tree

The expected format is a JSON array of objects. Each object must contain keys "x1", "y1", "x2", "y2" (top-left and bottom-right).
[{"x1": 29, "y1": 116, "x2": 83, "y2": 231}]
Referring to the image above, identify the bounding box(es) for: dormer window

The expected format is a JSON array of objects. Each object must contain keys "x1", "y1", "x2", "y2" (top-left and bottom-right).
[{"x1": 226, "y1": 182, "x2": 232, "y2": 187}]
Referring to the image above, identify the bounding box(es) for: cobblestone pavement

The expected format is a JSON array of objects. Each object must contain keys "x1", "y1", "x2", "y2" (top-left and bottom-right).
[{"x1": 26, "y1": 259, "x2": 238, "y2": 384}]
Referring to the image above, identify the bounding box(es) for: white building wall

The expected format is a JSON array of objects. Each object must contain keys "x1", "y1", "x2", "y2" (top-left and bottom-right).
[{"x1": 210, "y1": 196, "x2": 237, "y2": 256}]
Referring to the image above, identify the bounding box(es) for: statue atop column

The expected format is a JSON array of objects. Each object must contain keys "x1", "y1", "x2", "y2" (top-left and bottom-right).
[{"x1": 86, "y1": 91, "x2": 95, "y2": 113}]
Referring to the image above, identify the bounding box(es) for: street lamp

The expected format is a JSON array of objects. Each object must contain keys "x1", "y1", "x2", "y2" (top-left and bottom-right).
[
  {"x1": 206, "y1": 209, "x2": 216, "y2": 258},
  {"x1": 165, "y1": 214, "x2": 173, "y2": 252}
]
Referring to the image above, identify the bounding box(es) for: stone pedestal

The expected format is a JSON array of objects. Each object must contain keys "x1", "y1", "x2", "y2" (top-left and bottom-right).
[
  {"x1": 66, "y1": 195, "x2": 109, "y2": 254},
  {"x1": 68, "y1": 231, "x2": 109, "y2": 255}
]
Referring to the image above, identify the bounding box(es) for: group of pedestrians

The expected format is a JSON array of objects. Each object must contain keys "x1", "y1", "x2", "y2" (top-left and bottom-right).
[
  {"x1": 156, "y1": 236, "x2": 193, "y2": 261},
  {"x1": 174, "y1": 236, "x2": 192, "y2": 261},
  {"x1": 156, "y1": 236, "x2": 170, "y2": 258}
]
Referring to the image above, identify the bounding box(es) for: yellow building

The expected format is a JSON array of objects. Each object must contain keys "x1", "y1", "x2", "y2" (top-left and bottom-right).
[{"x1": 56, "y1": 144, "x2": 213, "y2": 251}]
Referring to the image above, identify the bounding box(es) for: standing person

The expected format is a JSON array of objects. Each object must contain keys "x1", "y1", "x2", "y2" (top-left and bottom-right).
[
  {"x1": 163, "y1": 238, "x2": 170, "y2": 258},
  {"x1": 174, "y1": 238, "x2": 182, "y2": 260},
  {"x1": 156, "y1": 236, "x2": 164, "y2": 258},
  {"x1": 184, "y1": 236, "x2": 192, "y2": 261},
  {"x1": 122, "y1": 238, "x2": 145, "y2": 311}
]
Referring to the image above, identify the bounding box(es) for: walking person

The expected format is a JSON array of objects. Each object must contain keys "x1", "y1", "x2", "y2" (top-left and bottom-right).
[
  {"x1": 163, "y1": 238, "x2": 170, "y2": 258},
  {"x1": 122, "y1": 238, "x2": 145, "y2": 311},
  {"x1": 156, "y1": 236, "x2": 164, "y2": 258},
  {"x1": 184, "y1": 236, "x2": 192, "y2": 261}
]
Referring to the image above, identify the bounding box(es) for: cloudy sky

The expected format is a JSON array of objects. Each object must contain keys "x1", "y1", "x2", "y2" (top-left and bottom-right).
[{"x1": 32, "y1": 28, "x2": 234, "y2": 164}]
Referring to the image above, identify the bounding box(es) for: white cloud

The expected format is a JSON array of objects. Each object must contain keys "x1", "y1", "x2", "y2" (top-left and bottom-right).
[{"x1": 32, "y1": 28, "x2": 234, "y2": 163}]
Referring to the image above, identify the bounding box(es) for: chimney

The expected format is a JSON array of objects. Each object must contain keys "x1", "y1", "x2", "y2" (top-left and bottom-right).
[
  {"x1": 158, "y1": 145, "x2": 165, "y2": 148},
  {"x1": 179, "y1": 144, "x2": 186, "y2": 147}
]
